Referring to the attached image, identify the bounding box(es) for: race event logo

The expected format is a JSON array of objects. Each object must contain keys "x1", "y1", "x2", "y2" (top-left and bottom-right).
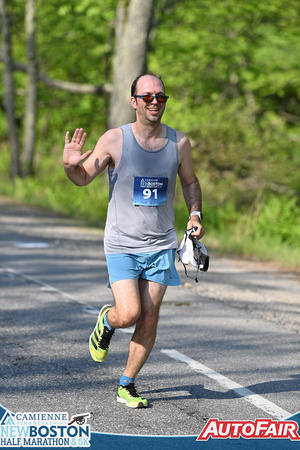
[
  {"x1": 197, "y1": 418, "x2": 300, "y2": 441},
  {"x1": 0, "y1": 410, "x2": 91, "y2": 447},
  {"x1": 139, "y1": 178, "x2": 164, "y2": 189}
]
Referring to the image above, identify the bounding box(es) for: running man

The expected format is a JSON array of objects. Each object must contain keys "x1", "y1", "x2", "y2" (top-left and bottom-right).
[{"x1": 63, "y1": 73, "x2": 205, "y2": 408}]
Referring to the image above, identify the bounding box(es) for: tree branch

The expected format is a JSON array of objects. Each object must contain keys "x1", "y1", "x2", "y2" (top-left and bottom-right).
[{"x1": 0, "y1": 53, "x2": 113, "y2": 95}]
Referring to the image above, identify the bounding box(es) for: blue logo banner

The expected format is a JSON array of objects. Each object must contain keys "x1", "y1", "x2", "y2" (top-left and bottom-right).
[{"x1": 1, "y1": 405, "x2": 299, "y2": 449}]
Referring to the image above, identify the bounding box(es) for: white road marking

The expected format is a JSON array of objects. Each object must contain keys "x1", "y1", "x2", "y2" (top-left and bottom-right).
[
  {"x1": 1, "y1": 266, "x2": 99, "y2": 314},
  {"x1": 161, "y1": 349, "x2": 291, "y2": 419},
  {"x1": 12, "y1": 241, "x2": 50, "y2": 249}
]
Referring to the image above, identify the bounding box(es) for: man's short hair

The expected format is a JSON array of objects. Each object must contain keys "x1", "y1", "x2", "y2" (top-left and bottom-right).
[{"x1": 131, "y1": 73, "x2": 165, "y2": 97}]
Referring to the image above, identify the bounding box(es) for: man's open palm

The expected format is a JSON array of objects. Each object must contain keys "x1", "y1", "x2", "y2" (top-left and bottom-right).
[{"x1": 63, "y1": 128, "x2": 92, "y2": 166}]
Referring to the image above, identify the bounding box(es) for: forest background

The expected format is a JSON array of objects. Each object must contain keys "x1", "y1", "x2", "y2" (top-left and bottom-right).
[{"x1": 0, "y1": 0, "x2": 299, "y2": 268}]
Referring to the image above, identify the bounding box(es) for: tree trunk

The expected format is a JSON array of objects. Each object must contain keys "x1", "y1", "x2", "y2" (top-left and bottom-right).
[
  {"x1": 23, "y1": 0, "x2": 37, "y2": 176},
  {"x1": 0, "y1": 0, "x2": 21, "y2": 179},
  {"x1": 108, "y1": 0, "x2": 154, "y2": 129}
]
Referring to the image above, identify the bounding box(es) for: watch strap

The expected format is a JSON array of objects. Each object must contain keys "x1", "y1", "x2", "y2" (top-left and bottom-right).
[{"x1": 189, "y1": 211, "x2": 203, "y2": 221}]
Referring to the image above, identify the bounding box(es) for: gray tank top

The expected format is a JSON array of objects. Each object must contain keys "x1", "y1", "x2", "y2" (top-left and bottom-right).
[{"x1": 104, "y1": 123, "x2": 179, "y2": 254}]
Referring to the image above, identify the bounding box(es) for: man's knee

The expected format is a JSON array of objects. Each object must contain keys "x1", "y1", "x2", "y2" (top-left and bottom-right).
[
  {"x1": 116, "y1": 307, "x2": 141, "y2": 328},
  {"x1": 118, "y1": 308, "x2": 158, "y2": 329},
  {"x1": 139, "y1": 307, "x2": 160, "y2": 329}
]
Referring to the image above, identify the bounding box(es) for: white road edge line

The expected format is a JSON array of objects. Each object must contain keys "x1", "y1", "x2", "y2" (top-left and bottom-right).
[
  {"x1": 161, "y1": 349, "x2": 291, "y2": 420},
  {"x1": 1, "y1": 266, "x2": 99, "y2": 314},
  {"x1": 1, "y1": 267, "x2": 76, "y2": 300},
  {"x1": 3, "y1": 265, "x2": 136, "y2": 330}
]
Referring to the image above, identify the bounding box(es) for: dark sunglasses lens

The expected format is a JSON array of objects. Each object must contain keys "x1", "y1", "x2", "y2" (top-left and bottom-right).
[
  {"x1": 157, "y1": 96, "x2": 168, "y2": 103},
  {"x1": 142, "y1": 95, "x2": 154, "y2": 103}
]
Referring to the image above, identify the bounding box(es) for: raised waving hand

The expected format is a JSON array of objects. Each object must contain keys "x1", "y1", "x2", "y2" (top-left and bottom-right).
[{"x1": 63, "y1": 128, "x2": 92, "y2": 167}]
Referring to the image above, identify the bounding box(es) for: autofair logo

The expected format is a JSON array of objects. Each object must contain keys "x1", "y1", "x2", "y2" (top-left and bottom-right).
[
  {"x1": 0, "y1": 411, "x2": 91, "y2": 447},
  {"x1": 197, "y1": 419, "x2": 300, "y2": 441}
]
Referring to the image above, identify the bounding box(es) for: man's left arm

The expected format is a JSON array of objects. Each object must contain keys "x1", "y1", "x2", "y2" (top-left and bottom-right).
[{"x1": 177, "y1": 132, "x2": 205, "y2": 239}]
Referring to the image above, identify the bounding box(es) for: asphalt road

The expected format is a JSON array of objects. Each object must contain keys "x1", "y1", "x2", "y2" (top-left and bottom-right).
[{"x1": 0, "y1": 196, "x2": 299, "y2": 437}]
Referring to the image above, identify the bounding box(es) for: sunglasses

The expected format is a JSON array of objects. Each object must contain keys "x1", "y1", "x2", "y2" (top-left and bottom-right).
[{"x1": 134, "y1": 94, "x2": 169, "y2": 104}]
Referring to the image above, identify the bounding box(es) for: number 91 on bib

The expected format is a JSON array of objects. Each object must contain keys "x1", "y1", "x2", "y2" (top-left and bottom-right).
[{"x1": 133, "y1": 177, "x2": 168, "y2": 206}]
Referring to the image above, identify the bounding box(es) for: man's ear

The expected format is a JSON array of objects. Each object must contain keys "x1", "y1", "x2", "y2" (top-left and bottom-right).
[{"x1": 130, "y1": 96, "x2": 137, "y2": 110}]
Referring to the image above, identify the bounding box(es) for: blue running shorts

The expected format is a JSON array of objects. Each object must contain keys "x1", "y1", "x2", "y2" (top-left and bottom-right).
[{"x1": 106, "y1": 249, "x2": 180, "y2": 286}]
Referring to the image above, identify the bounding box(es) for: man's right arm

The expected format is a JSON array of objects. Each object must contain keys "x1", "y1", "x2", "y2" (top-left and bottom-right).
[{"x1": 63, "y1": 128, "x2": 118, "y2": 186}]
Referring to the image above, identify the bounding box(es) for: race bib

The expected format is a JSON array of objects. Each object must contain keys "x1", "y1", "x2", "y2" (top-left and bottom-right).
[{"x1": 133, "y1": 177, "x2": 168, "y2": 206}]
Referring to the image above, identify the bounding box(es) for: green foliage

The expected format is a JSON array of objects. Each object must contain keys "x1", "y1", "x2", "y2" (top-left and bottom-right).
[
  {"x1": 0, "y1": 0, "x2": 117, "y2": 155},
  {"x1": 149, "y1": 0, "x2": 300, "y2": 204},
  {"x1": 174, "y1": 193, "x2": 300, "y2": 267},
  {"x1": 256, "y1": 196, "x2": 300, "y2": 245},
  {"x1": 1, "y1": 0, "x2": 300, "y2": 268},
  {"x1": 0, "y1": 149, "x2": 109, "y2": 226}
]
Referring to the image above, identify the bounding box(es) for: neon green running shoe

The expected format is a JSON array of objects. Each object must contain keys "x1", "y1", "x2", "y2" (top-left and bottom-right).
[
  {"x1": 89, "y1": 304, "x2": 114, "y2": 362},
  {"x1": 117, "y1": 383, "x2": 148, "y2": 408}
]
